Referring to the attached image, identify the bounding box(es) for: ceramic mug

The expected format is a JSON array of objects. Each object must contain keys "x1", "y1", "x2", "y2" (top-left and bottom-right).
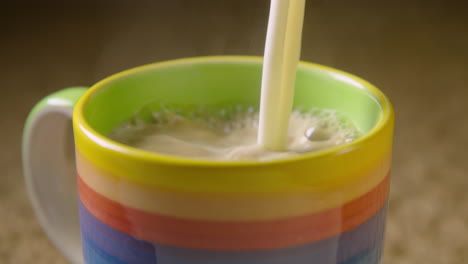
[{"x1": 22, "y1": 56, "x2": 394, "y2": 264}]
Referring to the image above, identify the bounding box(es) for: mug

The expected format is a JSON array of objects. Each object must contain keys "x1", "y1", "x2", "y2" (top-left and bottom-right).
[{"x1": 22, "y1": 56, "x2": 394, "y2": 264}]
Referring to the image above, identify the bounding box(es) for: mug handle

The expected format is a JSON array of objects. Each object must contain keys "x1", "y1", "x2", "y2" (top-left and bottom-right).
[{"x1": 22, "y1": 87, "x2": 88, "y2": 264}]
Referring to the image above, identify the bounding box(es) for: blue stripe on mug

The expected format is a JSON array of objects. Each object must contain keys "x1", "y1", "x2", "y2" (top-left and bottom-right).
[
  {"x1": 79, "y1": 202, "x2": 386, "y2": 264},
  {"x1": 83, "y1": 232, "x2": 131, "y2": 264},
  {"x1": 339, "y1": 242, "x2": 383, "y2": 264}
]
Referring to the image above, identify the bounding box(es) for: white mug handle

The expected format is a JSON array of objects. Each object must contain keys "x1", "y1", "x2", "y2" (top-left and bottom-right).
[{"x1": 22, "y1": 87, "x2": 88, "y2": 264}]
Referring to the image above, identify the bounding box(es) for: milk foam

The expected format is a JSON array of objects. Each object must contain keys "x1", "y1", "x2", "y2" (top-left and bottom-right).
[{"x1": 109, "y1": 105, "x2": 359, "y2": 161}]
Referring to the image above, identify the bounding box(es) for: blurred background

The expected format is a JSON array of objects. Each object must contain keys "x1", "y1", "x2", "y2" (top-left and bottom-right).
[{"x1": 1, "y1": 0, "x2": 467, "y2": 263}]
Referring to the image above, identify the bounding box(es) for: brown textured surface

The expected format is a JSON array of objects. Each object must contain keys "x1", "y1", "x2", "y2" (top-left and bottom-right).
[{"x1": 1, "y1": 0, "x2": 467, "y2": 263}]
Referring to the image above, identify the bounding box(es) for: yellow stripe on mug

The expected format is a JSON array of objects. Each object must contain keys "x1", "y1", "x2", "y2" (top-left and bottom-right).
[{"x1": 75, "y1": 119, "x2": 392, "y2": 193}]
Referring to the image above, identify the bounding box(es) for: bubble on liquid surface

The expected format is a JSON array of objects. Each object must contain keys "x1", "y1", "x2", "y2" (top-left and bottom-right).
[{"x1": 305, "y1": 127, "x2": 331, "y2": 141}]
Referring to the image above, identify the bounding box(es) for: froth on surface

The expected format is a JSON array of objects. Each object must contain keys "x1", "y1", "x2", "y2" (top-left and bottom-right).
[{"x1": 108, "y1": 105, "x2": 360, "y2": 161}]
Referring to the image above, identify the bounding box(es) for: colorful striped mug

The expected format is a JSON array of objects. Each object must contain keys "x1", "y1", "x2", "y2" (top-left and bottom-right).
[{"x1": 23, "y1": 56, "x2": 394, "y2": 264}]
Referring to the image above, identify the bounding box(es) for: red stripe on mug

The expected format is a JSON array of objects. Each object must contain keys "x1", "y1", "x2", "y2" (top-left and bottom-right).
[{"x1": 78, "y1": 172, "x2": 390, "y2": 251}]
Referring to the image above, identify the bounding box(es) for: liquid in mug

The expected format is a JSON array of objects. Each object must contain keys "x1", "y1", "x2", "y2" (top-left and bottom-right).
[{"x1": 109, "y1": 104, "x2": 360, "y2": 161}]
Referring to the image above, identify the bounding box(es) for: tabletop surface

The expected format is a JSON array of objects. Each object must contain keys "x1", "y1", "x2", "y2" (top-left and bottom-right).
[{"x1": 1, "y1": 1, "x2": 467, "y2": 263}]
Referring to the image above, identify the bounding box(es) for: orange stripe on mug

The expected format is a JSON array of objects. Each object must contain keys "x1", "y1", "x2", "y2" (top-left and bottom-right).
[
  {"x1": 78, "y1": 172, "x2": 390, "y2": 251},
  {"x1": 77, "y1": 150, "x2": 391, "y2": 221}
]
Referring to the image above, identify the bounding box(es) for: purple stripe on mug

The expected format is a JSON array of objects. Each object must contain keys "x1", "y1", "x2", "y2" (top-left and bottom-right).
[
  {"x1": 83, "y1": 235, "x2": 129, "y2": 264},
  {"x1": 79, "y1": 201, "x2": 387, "y2": 264}
]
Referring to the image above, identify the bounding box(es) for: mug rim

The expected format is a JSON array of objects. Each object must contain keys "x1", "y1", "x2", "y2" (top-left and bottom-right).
[{"x1": 73, "y1": 56, "x2": 393, "y2": 167}]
